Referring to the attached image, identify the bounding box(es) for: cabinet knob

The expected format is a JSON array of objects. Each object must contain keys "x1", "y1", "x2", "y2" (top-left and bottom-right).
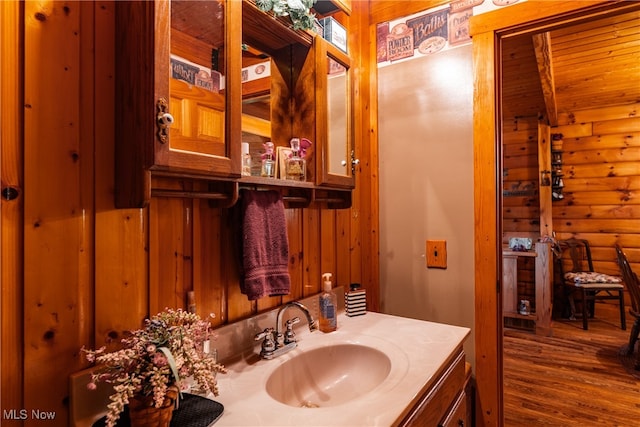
[
  {"x1": 341, "y1": 152, "x2": 360, "y2": 174},
  {"x1": 156, "y1": 98, "x2": 173, "y2": 144},
  {"x1": 350, "y1": 150, "x2": 360, "y2": 174}
]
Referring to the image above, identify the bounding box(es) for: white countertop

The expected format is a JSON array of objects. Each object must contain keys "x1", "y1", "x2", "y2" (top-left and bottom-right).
[{"x1": 213, "y1": 311, "x2": 470, "y2": 426}]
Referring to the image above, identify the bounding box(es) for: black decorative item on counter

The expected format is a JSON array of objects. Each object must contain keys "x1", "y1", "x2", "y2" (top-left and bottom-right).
[{"x1": 92, "y1": 394, "x2": 224, "y2": 427}]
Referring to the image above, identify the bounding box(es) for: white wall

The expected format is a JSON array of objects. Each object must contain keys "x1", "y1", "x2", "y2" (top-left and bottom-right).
[{"x1": 378, "y1": 44, "x2": 475, "y2": 364}]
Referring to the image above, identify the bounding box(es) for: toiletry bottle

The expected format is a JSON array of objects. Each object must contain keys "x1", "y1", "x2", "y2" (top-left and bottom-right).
[
  {"x1": 319, "y1": 273, "x2": 337, "y2": 332},
  {"x1": 345, "y1": 283, "x2": 366, "y2": 317},
  {"x1": 285, "y1": 137, "x2": 306, "y2": 181},
  {"x1": 241, "y1": 142, "x2": 252, "y2": 176},
  {"x1": 260, "y1": 141, "x2": 275, "y2": 178}
]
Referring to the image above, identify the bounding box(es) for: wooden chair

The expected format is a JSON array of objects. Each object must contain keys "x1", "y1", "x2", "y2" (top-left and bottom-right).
[
  {"x1": 556, "y1": 238, "x2": 625, "y2": 330},
  {"x1": 615, "y1": 245, "x2": 640, "y2": 369}
]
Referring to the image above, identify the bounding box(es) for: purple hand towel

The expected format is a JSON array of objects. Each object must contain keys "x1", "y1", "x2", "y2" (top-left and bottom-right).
[{"x1": 239, "y1": 189, "x2": 291, "y2": 300}]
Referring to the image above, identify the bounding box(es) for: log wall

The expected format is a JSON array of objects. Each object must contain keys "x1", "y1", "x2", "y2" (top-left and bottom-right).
[
  {"x1": 503, "y1": 104, "x2": 640, "y2": 309},
  {"x1": 1, "y1": 1, "x2": 376, "y2": 424},
  {"x1": 554, "y1": 103, "x2": 640, "y2": 274},
  {"x1": 502, "y1": 117, "x2": 540, "y2": 310},
  {"x1": 501, "y1": 33, "x2": 640, "y2": 310}
]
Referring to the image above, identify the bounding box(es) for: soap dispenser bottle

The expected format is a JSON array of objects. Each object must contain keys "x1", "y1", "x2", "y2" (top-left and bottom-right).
[{"x1": 319, "y1": 273, "x2": 337, "y2": 332}]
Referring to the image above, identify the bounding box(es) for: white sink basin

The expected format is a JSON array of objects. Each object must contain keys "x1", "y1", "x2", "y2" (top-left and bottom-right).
[
  {"x1": 265, "y1": 344, "x2": 391, "y2": 407},
  {"x1": 213, "y1": 311, "x2": 470, "y2": 426}
]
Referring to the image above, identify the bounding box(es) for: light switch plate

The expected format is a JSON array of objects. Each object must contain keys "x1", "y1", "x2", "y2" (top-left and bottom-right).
[{"x1": 426, "y1": 240, "x2": 447, "y2": 269}]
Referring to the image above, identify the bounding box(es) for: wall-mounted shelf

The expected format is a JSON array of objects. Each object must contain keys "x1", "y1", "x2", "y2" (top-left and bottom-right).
[
  {"x1": 312, "y1": 0, "x2": 352, "y2": 16},
  {"x1": 243, "y1": 1, "x2": 314, "y2": 55},
  {"x1": 149, "y1": 172, "x2": 351, "y2": 209}
]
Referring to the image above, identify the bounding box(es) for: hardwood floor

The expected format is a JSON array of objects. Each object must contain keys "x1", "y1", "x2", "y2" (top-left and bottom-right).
[{"x1": 503, "y1": 302, "x2": 640, "y2": 426}]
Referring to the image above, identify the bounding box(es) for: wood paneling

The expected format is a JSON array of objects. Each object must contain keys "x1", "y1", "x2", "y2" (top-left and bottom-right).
[
  {"x1": 1, "y1": 0, "x2": 23, "y2": 421},
  {"x1": 353, "y1": 0, "x2": 377, "y2": 310},
  {"x1": 369, "y1": 0, "x2": 448, "y2": 25},
  {"x1": 1, "y1": 1, "x2": 376, "y2": 424},
  {"x1": 550, "y1": 10, "x2": 640, "y2": 114},
  {"x1": 554, "y1": 104, "x2": 640, "y2": 276},
  {"x1": 94, "y1": 0, "x2": 150, "y2": 354},
  {"x1": 501, "y1": 6, "x2": 640, "y2": 320},
  {"x1": 21, "y1": 0, "x2": 93, "y2": 417},
  {"x1": 503, "y1": 115, "x2": 541, "y2": 241}
]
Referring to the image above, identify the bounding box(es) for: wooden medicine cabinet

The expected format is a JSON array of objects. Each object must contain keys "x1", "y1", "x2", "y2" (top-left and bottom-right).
[{"x1": 114, "y1": 0, "x2": 353, "y2": 209}]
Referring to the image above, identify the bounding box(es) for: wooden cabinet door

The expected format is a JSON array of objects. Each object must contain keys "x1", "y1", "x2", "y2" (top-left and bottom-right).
[
  {"x1": 439, "y1": 391, "x2": 467, "y2": 427},
  {"x1": 314, "y1": 37, "x2": 355, "y2": 189},
  {"x1": 115, "y1": 0, "x2": 241, "y2": 208}
]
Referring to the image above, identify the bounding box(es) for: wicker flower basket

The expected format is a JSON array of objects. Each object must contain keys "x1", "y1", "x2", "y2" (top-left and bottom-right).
[{"x1": 128, "y1": 385, "x2": 179, "y2": 427}]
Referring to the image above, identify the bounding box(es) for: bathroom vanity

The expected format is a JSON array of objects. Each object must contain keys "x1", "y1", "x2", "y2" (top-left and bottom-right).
[
  {"x1": 213, "y1": 307, "x2": 471, "y2": 426},
  {"x1": 71, "y1": 302, "x2": 471, "y2": 427}
]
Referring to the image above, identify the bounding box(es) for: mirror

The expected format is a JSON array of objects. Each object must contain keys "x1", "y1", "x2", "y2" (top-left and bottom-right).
[
  {"x1": 240, "y1": 2, "x2": 315, "y2": 179},
  {"x1": 316, "y1": 37, "x2": 353, "y2": 187},
  {"x1": 327, "y1": 54, "x2": 349, "y2": 175},
  {"x1": 169, "y1": 0, "x2": 227, "y2": 157},
  {"x1": 241, "y1": 44, "x2": 272, "y2": 176}
]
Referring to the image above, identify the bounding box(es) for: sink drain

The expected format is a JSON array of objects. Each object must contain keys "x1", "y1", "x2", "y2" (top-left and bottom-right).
[{"x1": 300, "y1": 401, "x2": 320, "y2": 408}]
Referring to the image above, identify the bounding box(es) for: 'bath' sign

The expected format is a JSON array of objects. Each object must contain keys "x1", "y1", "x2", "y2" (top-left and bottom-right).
[{"x1": 406, "y1": 9, "x2": 448, "y2": 49}]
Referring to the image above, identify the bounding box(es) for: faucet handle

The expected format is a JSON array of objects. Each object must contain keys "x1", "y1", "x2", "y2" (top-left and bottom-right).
[
  {"x1": 254, "y1": 327, "x2": 274, "y2": 341},
  {"x1": 286, "y1": 317, "x2": 301, "y2": 327},
  {"x1": 255, "y1": 328, "x2": 276, "y2": 356},
  {"x1": 284, "y1": 317, "x2": 300, "y2": 344}
]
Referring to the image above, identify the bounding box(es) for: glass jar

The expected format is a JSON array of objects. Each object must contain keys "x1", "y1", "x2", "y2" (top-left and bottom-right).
[
  {"x1": 241, "y1": 142, "x2": 252, "y2": 177},
  {"x1": 285, "y1": 137, "x2": 306, "y2": 181},
  {"x1": 260, "y1": 141, "x2": 275, "y2": 178}
]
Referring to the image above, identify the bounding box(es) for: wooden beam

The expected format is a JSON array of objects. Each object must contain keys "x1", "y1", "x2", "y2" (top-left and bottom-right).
[
  {"x1": 472, "y1": 29, "x2": 503, "y2": 427},
  {"x1": 537, "y1": 122, "x2": 553, "y2": 236},
  {"x1": 532, "y1": 33, "x2": 558, "y2": 126}
]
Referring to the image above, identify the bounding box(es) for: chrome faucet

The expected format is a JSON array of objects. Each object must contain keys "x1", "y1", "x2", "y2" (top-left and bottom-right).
[{"x1": 255, "y1": 301, "x2": 318, "y2": 360}]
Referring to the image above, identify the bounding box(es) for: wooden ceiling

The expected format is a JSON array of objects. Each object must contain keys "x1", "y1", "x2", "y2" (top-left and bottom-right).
[{"x1": 501, "y1": 9, "x2": 640, "y2": 126}]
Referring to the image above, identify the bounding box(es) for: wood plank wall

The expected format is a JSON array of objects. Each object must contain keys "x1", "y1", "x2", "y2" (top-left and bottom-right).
[
  {"x1": 1, "y1": 0, "x2": 23, "y2": 419},
  {"x1": 501, "y1": 35, "x2": 542, "y2": 308},
  {"x1": 503, "y1": 105, "x2": 640, "y2": 309},
  {"x1": 502, "y1": 117, "x2": 540, "y2": 309},
  {"x1": 501, "y1": 31, "x2": 640, "y2": 310},
  {"x1": 1, "y1": 1, "x2": 376, "y2": 424},
  {"x1": 553, "y1": 103, "x2": 640, "y2": 275}
]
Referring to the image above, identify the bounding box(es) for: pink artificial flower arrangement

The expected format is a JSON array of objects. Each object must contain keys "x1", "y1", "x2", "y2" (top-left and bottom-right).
[{"x1": 82, "y1": 308, "x2": 226, "y2": 427}]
